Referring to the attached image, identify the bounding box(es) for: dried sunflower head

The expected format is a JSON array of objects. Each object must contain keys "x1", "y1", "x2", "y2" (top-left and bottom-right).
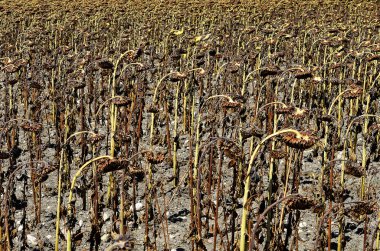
[
  {"x1": 129, "y1": 166, "x2": 145, "y2": 181},
  {"x1": 196, "y1": 68, "x2": 206, "y2": 76},
  {"x1": 98, "y1": 159, "x2": 128, "y2": 173},
  {"x1": 97, "y1": 59, "x2": 114, "y2": 70},
  {"x1": 1, "y1": 57, "x2": 12, "y2": 65},
  {"x1": 222, "y1": 100, "x2": 241, "y2": 109},
  {"x1": 30, "y1": 81, "x2": 44, "y2": 90},
  {"x1": 7, "y1": 79, "x2": 18, "y2": 86},
  {"x1": 282, "y1": 130, "x2": 318, "y2": 150},
  {"x1": 227, "y1": 61, "x2": 241, "y2": 73},
  {"x1": 241, "y1": 126, "x2": 265, "y2": 140},
  {"x1": 20, "y1": 121, "x2": 43, "y2": 133},
  {"x1": 112, "y1": 97, "x2": 131, "y2": 106},
  {"x1": 88, "y1": 133, "x2": 105, "y2": 144},
  {"x1": 145, "y1": 151, "x2": 165, "y2": 164},
  {"x1": 3, "y1": 63, "x2": 20, "y2": 73},
  {"x1": 344, "y1": 161, "x2": 364, "y2": 178},
  {"x1": 221, "y1": 140, "x2": 242, "y2": 160},
  {"x1": 169, "y1": 72, "x2": 187, "y2": 82},
  {"x1": 13, "y1": 58, "x2": 28, "y2": 67},
  {"x1": 285, "y1": 195, "x2": 316, "y2": 210},
  {"x1": 366, "y1": 54, "x2": 380, "y2": 62},
  {"x1": 343, "y1": 85, "x2": 363, "y2": 99},
  {"x1": 146, "y1": 105, "x2": 159, "y2": 113},
  {"x1": 0, "y1": 151, "x2": 11, "y2": 160},
  {"x1": 368, "y1": 123, "x2": 380, "y2": 135},
  {"x1": 294, "y1": 69, "x2": 313, "y2": 79},
  {"x1": 318, "y1": 114, "x2": 335, "y2": 123},
  {"x1": 275, "y1": 105, "x2": 294, "y2": 115},
  {"x1": 35, "y1": 163, "x2": 59, "y2": 184},
  {"x1": 68, "y1": 81, "x2": 86, "y2": 90},
  {"x1": 260, "y1": 65, "x2": 280, "y2": 77},
  {"x1": 344, "y1": 201, "x2": 378, "y2": 222},
  {"x1": 290, "y1": 107, "x2": 309, "y2": 119}
]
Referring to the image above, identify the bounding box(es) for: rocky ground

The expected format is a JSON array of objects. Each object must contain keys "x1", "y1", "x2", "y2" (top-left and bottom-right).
[{"x1": 4, "y1": 117, "x2": 379, "y2": 251}]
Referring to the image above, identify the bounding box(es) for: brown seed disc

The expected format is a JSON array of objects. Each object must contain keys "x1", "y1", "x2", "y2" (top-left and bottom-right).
[
  {"x1": 145, "y1": 151, "x2": 165, "y2": 164},
  {"x1": 3, "y1": 64, "x2": 19, "y2": 73},
  {"x1": 275, "y1": 105, "x2": 294, "y2": 115},
  {"x1": 98, "y1": 159, "x2": 128, "y2": 173},
  {"x1": 88, "y1": 134, "x2": 105, "y2": 144},
  {"x1": 344, "y1": 201, "x2": 378, "y2": 222},
  {"x1": 285, "y1": 196, "x2": 316, "y2": 210},
  {"x1": 368, "y1": 123, "x2": 380, "y2": 134},
  {"x1": 169, "y1": 72, "x2": 187, "y2": 82},
  {"x1": 367, "y1": 55, "x2": 380, "y2": 62},
  {"x1": 222, "y1": 101, "x2": 241, "y2": 109},
  {"x1": 344, "y1": 161, "x2": 364, "y2": 178},
  {"x1": 343, "y1": 85, "x2": 363, "y2": 99},
  {"x1": 294, "y1": 70, "x2": 313, "y2": 79},
  {"x1": 97, "y1": 59, "x2": 114, "y2": 70},
  {"x1": 13, "y1": 58, "x2": 28, "y2": 67},
  {"x1": 282, "y1": 131, "x2": 317, "y2": 150},
  {"x1": 20, "y1": 122, "x2": 43, "y2": 133},
  {"x1": 0, "y1": 151, "x2": 11, "y2": 160},
  {"x1": 112, "y1": 97, "x2": 131, "y2": 106},
  {"x1": 318, "y1": 114, "x2": 334, "y2": 122},
  {"x1": 129, "y1": 166, "x2": 145, "y2": 181},
  {"x1": 68, "y1": 81, "x2": 86, "y2": 90},
  {"x1": 260, "y1": 66, "x2": 280, "y2": 77},
  {"x1": 30, "y1": 81, "x2": 44, "y2": 89},
  {"x1": 7, "y1": 79, "x2": 18, "y2": 85},
  {"x1": 147, "y1": 105, "x2": 159, "y2": 113},
  {"x1": 290, "y1": 108, "x2": 309, "y2": 119},
  {"x1": 35, "y1": 163, "x2": 59, "y2": 184}
]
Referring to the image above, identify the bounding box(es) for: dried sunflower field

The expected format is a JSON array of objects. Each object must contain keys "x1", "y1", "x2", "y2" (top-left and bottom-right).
[{"x1": 0, "y1": 0, "x2": 380, "y2": 250}]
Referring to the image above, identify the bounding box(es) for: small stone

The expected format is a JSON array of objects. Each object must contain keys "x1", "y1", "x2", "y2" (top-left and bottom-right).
[
  {"x1": 283, "y1": 218, "x2": 289, "y2": 225},
  {"x1": 332, "y1": 231, "x2": 339, "y2": 238},
  {"x1": 179, "y1": 216, "x2": 187, "y2": 221},
  {"x1": 169, "y1": 234, "x2": 177, "y2": 239},
  {"x1": 298, "y1": 234, "x2": 309, "y2": 242},
  {"x1": 299, "y1": 221, "x2": 307, "y2": 228},
  {"x1": 103, "y1": 212, "x2": 110, "y2": 222},
  {"x1": 101, "y1": 234, "x2": 110, "y2": 242},
  {"x1": 130, "y1": 201, "x2": 144, "y2": 212},
  {"x1": 27, "y1": 234, "x2": 38, "y2": 247}
]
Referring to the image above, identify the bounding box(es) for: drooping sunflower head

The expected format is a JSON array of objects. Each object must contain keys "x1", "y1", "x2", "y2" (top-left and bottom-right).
[{"x1": 282, "y1": 130, "x2": 318, "y2": 150}]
